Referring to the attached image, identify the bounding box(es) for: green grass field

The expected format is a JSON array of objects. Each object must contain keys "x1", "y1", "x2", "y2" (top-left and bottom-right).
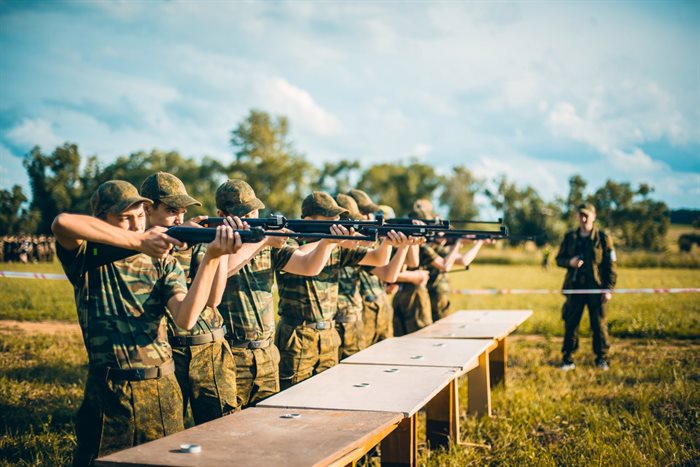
[{"x1": 0, "y1": 260, "x2": 698, "y2": 465}]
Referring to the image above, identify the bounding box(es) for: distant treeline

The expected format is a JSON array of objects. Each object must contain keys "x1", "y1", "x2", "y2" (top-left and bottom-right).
[
  {"x1": 670, "y1": 209, "x2": 700, "y2": 225},
  {"x1": 0, "y1": 109, "x2": 692, "y2": 252}
]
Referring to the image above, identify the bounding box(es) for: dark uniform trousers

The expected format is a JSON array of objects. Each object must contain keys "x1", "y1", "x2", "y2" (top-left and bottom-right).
[
  {"x1": 229, "y1": 343, "x2": 280, "y2": 408},
  {"x1": 429, "y1": 289, "x2": 450, "y2": 322},
  {"x1": 562, "y1": 293, "x2": 610, "y2": 359},
  {"x1": 276, "y1": 318, "x2": 341, "y2": 390},
  {"x1": 172, "y1": 340, "x2": 238, "y2": 426},
  {"x1": 392, "y1": 283, "x2": 433, "y2": 337},
  {"x1": 73, "y1": 367, "x2": 183, "y2": 466}
]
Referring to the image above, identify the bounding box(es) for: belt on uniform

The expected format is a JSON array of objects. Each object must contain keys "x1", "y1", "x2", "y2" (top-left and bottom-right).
[
  {"x1": 170, "y1": 327, "x2": 226, "y2": 347},
  {"x1": 282, "y1": 317, "x2": 335, "y2": 330},
  {"x1": 335, "y1": 312, "x2": 359, "y2": 324},
  {"x1": 228, "y1": 337, "x2": 272, "y2": 350},
  {"x1": 93, "y1": 359, "x2": 175, "y2": 382}
]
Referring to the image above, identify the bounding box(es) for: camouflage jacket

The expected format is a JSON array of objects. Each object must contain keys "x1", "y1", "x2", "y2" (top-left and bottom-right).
[
  {"x1": 57, "y1": 241, "x2": 187, "y2": 369},
  {"x1": 218, "y1": 245, "x2": 296, "y2": 342},
  {"x1": 278, "y1": 246, "x2": 368, "y2": 323},
  {"x1": 420, "y1": 244, "x2": 451, "y2": 295},
  {"x1": 168, "y1": 244, "x2": 225, "y2": 338},
  {"x1": 358, "y1": 266, "x2": 385, "y2": 302},
  {"x1": 555, "y1": 227, "x2": 617, "y2": 290},
  {"x1": 337, "y1": 266, "x2": 363, "y2": 318}
]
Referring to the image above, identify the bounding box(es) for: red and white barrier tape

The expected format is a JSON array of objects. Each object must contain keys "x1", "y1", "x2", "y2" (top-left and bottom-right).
[
  {"x1": 0, "y1": 271, "x2": 67, "y2": 280},
  {"x1": 451, "y1": 288, "x2": 700, "y2": 295}
]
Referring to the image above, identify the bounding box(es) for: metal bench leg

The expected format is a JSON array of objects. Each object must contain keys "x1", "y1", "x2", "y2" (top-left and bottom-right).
[
  {"x1": 426, "y1": 378, "x2": 459, "y2": 449},
  {"x1": 381, "y1": 414, "x2": 416, "y2": 467},
  {"x1": 467, "y1": 350, "x2": 492, "y2": 418}
]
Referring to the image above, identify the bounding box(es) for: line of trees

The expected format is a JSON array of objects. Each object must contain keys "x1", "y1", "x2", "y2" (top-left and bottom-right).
[{"x1": 0, "y1": 109, "x2": 681, "y2": 251}]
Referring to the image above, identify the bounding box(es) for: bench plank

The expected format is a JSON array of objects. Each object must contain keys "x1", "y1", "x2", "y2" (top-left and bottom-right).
[
  {"x1": 94, "y1": 407, "x2": 402, "y2": 467},
  {"x1": 440, "y1": 310, "x2": 533, "y2": 326}
]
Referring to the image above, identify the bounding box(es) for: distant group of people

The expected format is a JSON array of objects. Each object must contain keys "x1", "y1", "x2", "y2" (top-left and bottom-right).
[{"x1": 0, "y1": 235, "x2": 55, "y2": 263}]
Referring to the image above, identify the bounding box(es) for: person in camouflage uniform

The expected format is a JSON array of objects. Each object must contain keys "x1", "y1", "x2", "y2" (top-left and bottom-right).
[
  {"x1": 556, "y1": 203, "x2": 617, "y2": 371},
  {"x1": 51, "y1": 180, "x2": 241, "y2": 466},
  {"x1": 140, "y1": 172, "x2": 239, "y2": 425},
  {"x1": 215, "y1": 180, "x2": 348, "y2": 407},
  {"x1": 276, "y1": 192, "x2": 404, "y2": 388}
]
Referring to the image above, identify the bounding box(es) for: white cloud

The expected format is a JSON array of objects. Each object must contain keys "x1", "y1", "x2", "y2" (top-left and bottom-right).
[
  {"x1": 5, "y1": 118, "x2": 63, "y2": 150},
  {"x1": 255, "y1": 78, "x2": 340, "y2": 137}
]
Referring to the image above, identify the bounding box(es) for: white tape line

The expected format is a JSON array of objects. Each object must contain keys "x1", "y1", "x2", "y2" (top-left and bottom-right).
[
  {"x1": 451, "y1": 288, "x2": 700, "y2": 295},
  {"x1": 0, "y1": 271, "x2": 68, "y2": 280}
]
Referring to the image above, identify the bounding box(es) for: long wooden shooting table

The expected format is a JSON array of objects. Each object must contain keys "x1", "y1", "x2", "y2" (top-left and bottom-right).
[
  {"x1": 342, "y1": 337, "x2": 495, "y2": 447},
  {"x1": 409, "y1": 309, "x2": 533, "y2": 391},
  {"x1": 258, "y1": 363, "x2": 459, "y2": 466},
  {"x1": 94, "y1": 407, "x2": 402, "y2": 467}
]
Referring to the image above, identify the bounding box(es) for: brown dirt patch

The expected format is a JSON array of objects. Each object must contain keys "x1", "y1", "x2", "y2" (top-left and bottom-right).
[{"x1": 0, "y1": 319, "x2": 80, "y2": 335}]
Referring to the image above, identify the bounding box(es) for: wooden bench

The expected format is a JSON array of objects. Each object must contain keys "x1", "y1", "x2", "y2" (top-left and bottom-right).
[
  {"x1": 410, "y1": 309, "x2": 533, "y2": 390},
  {"x1": 258, "y1": 363, "x2": 458, "y2": 466},
  {"x1": 94, "y1": 407, "x2": 402, "y2": 467},
  {"x1": 342, "y1": 337, "x2": 495, "y2": 447}
]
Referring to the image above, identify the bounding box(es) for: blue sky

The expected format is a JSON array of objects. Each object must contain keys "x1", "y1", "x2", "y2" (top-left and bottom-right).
[{"x1": 1, "y1": 0, "x2": 699, "y2": 211}]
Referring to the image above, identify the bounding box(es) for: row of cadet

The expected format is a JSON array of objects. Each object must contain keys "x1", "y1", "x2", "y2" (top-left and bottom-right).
[
  {"x1": 52, "y1": 172, "x2": 491, "y2": 466},
  {"x1": 1, "y1": 235, "x2": 55, "y2": 263}
]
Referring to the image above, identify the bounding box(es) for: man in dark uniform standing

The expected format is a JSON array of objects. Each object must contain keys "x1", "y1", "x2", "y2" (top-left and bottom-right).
[{"x1": 556, "y1": 203, "x2": 617, "y2": 371}]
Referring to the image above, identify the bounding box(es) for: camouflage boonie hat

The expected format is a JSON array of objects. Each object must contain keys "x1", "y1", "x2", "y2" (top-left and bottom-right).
[
  {"x1": 347, "y1": 189, "x2": 379, "y2": 215},
  {"x1": 578, "y1": 203, "x2": 596, "y2": 216},
  {"x1": 335, "y1": 193, "x2": 363, "y2": 220},
  {"x1": 302, "y1": 192, "x2": 348, "y2": 218},
  {"x1": 140, "y1": 172, "x2": 201, "y2": 208},
  {"x1": 215, "y1": 179, "x2": 265, "y2": 217},
  {"x1": 91, "y1": 180, "x2": 152, "y2": 217}
]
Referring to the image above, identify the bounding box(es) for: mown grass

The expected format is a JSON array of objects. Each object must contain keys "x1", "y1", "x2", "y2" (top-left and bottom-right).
[{"x1": 0, "y1": 260, "x2": 698, "y2": 465}]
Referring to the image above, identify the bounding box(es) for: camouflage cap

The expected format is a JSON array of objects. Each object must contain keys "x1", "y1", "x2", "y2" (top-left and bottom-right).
[
  {"x1": 578, "y1": 202, "x2": 596, "y2": 216},
  {"x1": 377, "y1": 204, "x2": 396, "y2": 219},
  {"x1": 91, "y1": 180, "x2": 152, "y2": 217},
  {"x1": 302, "y1": 191, "x2": 348, "y2": 218},
  {"x1": 335, "y1": 193, "x2": 363, "y2": 220},
  {"x1": 215, "y1": 179, "x2": 265, "y2": 217},
  {"x1": 139, "y1": 172, "x2": 201, "y2": 209},
  {"x1": 347, "y1": 189, "x2": 379, "y2": 215}
]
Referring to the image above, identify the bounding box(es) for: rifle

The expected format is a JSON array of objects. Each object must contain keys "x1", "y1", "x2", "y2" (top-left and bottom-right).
[
  {"x1": 86, "y1": 225, "x2": 377, "y2": 270},
  {"x1": 385, "y1": 218, "x2": 451, "y2": 229},
  {"x1": 201, "y1": 216, "x2": 383, "y2": 237}
]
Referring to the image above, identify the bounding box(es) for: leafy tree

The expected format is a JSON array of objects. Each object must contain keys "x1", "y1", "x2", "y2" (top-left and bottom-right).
[
  {"x1": 229, "y1": 110, "x2": 316, "y2": 217},
  {"x1": 438, "y1": 166, "x2": 482, "y2": 221},
  {"x1": 23, "y1": 144, "x2": 83, "y2": 234},
  {"x1": 313, "y1": 160, "x2": 361, "y2": 195},
  {"x1": 358, "y1": 160, "x2": 443, "y2": 216},
  {"x1": 0, "y1": 185, "x2": 33, "y2": 235},
  {"x1": 485, "y1": 176, "x2": 565, "y2": 247},
  {"x1": 564, "y1": 174, "x2": 588, "y2": 224}
]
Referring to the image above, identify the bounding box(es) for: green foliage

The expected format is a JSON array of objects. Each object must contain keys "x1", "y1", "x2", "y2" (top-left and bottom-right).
[
  {"x1": 591, "y1": 180, "x2": 669, "y2": 251},
  {"x1": 358, "y1": 160, "x2": 443, "y2": 216},
  {"x1": 678, "y1": 233, "x2": 700, "y2": 253},
  {"x1": 486, "y1": 176, "x2": 565, "y2": 247},
  {"x1": 23, "y1": 144, "x2": 84, "y2": 234},
  {"x1": 313, "y1": 159, "x2": 361, "y2": 195},
  {"x1": 0, "y1": 185, "x2": 31, "y2": 235},
  {"x1": 438, "y1": 166, "x2": 481, "y2": 221},
  {"x1": 229, "y1": 109, "x2": 316, "y2": 217}
]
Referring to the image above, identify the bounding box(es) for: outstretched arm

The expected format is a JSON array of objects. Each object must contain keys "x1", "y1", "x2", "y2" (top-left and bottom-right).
[{"x1": 51, "y1": 213, "x2": 182, "y2": 258}]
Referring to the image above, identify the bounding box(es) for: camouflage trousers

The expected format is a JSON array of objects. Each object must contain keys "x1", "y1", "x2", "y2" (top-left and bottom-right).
[
  {"x1": 229, "y1": 342, "x2": 280, "y2": 409},
  {"x1": 73, "y1": 366, "x2": 183, "y2": 466},
  {"x1": 429, "y1": 289, "x2": 451, "y2": 322},
  {"x1": 276, "y1": 318, "x2": 341, "y2": 390},
  {"x1": 336, "y1": 308, "x2": 366, "y2": 360},
  {"x1": 172, "y1": 340, "x2": 238, "y2": 426},
  {"x1": 361, "y1": 293, "x2": 394, "y2": 347},
  {"x1": 392, "y1": 283, "x2": 433, "y2": 336}
]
